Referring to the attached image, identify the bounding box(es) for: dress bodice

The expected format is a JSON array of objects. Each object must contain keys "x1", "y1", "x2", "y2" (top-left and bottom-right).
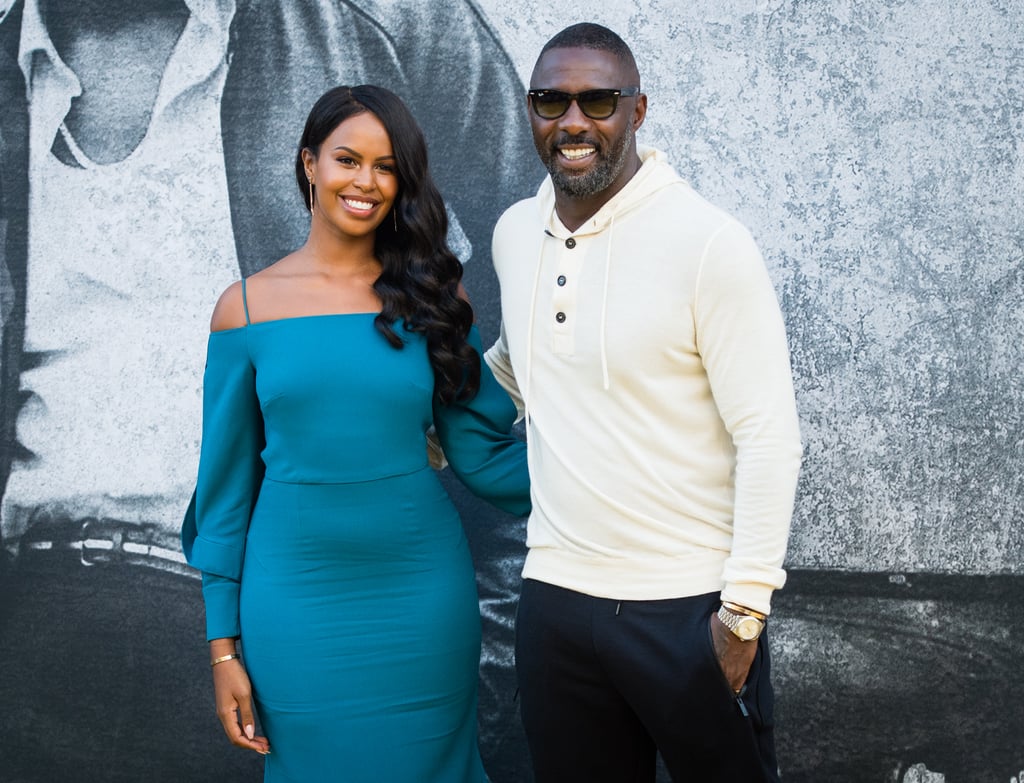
[{"x1": 241, "y1": 314, "x2": 435, "y2": 484}]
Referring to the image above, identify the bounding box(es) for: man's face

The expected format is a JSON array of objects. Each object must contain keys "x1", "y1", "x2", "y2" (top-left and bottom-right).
[{"x1": 528, "y1": 46, "x2": 645, "y2": 200}]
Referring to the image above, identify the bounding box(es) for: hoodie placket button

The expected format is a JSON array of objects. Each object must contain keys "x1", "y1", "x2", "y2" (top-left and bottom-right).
[{"x1": 565, "y1": 238, "x2": 576, "y2": 249}]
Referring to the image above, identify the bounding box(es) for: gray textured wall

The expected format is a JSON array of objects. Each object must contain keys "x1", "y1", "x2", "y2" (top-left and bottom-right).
[{"x1": 481, "y1": 0, "x2": 1024, "y2": 573}]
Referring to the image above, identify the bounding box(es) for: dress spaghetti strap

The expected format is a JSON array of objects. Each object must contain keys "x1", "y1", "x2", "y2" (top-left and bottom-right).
[{"x1": 241, "y1": 277, "x2": 252, "y2": 326}]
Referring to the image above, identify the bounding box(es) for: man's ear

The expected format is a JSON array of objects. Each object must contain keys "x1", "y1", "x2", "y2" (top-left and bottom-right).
[{"x1": 632, "y1": 92, "x2": 648, "y2": 132}]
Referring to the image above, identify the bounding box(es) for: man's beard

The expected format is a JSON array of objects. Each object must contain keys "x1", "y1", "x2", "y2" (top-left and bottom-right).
[{"x1": 539, "y1": 130, "x2": 632, "y2": 199}]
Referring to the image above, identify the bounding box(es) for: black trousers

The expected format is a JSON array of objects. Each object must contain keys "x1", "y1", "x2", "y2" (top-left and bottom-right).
[{"x1": 515, "y1": 579, "x2": 780, "y2": 783}]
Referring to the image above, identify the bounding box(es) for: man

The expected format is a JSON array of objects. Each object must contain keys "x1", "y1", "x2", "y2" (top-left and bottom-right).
[{"x1": 485, "y1": 23, "x2": 803, "y2": 782}]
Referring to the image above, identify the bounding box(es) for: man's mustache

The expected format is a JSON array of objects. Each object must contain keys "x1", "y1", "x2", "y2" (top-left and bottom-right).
[{"x1": 554, "y1": 135, "x2": 600, "y2": 149}]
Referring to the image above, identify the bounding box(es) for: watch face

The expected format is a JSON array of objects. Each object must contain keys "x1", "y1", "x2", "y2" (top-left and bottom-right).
[{"x1": 736, "y1": 616, "x2": 761, "y2": 641}]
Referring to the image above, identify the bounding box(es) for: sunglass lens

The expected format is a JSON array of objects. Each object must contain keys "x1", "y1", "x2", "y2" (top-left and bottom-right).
[
  {"x1": 579, "y1": 91, "x2": 617, "y2": 119},
  {"x1": 533, "y1": 93, "x2": 570, "y2": 119}
]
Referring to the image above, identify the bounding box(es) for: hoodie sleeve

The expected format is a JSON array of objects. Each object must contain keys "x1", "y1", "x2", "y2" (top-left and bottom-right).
[
  {"x1": 694, "y1": 220, "x2": 803, "y2": 615},
  {"x1": 434, "y1": 326, "x2": 530, "y2": 517},
  {"x1": 181, "y1": 328, "x2": 265, "y2": 640},
  {"x1": 484, "y1": 322, "x2": 526, "y2": 421}
]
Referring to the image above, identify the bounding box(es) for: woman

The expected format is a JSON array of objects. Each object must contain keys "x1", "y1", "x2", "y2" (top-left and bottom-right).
[{"x1": 181, "y1": 85, "x2": 530, "y2": 781}]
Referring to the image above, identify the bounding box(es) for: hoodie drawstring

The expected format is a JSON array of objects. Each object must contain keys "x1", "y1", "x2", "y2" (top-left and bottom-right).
[
  {"x1": 524, "y1": 232, "x2": 547, "y2": 428},
  {"x1": 599, "y1": 215, "x2": 614, "y2": 391}
]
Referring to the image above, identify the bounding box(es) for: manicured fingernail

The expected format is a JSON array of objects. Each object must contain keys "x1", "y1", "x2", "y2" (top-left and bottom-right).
[{"x1": 245, "y1": 724, "x2": 254, "y2": 739}]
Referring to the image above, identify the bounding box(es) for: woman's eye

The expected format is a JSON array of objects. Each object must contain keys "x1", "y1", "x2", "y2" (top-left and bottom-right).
[
  {"x1": 337, "y1": 156, "x2": 356, "y2": 166},
  {"x1": 376, "y1": 163, "x2": 396, "y2": 174}
]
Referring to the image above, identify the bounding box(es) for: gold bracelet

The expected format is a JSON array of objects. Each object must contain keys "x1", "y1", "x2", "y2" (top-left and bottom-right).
[
  {"x1": 210, "y1": 653, "x2": 241, "y2": 667},
  {"x1": 721, "y1": 601, "x2": 767, "y2": 620}
]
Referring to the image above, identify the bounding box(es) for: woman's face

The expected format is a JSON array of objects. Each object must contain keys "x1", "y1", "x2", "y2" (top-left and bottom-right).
[{"x1": 303, "y1": 111, "x2": 399, "y2": 240}]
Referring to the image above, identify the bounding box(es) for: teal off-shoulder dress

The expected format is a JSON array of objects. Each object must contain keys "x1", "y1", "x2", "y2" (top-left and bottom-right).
[{"x1": 181, "y1": 303, "x2": 530, "y2": 783}]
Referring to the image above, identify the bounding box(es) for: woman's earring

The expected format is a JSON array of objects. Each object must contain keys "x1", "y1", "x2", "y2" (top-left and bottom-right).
[
  {"x1": 393, "y1": 208, "x2": 398, "y2": 232},
  {"x1": 308, "y1": 179, "x2": 315, "y2": 216}
]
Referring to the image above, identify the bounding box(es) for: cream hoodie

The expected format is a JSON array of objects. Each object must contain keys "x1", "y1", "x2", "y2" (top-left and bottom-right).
[{"x1": 484, "y1": 146, "x2": 803, "y2": 614}]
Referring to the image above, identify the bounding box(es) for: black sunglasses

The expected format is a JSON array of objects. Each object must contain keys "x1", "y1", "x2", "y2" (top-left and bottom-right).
[{"x1": 527, "y1": 87, "x2": 641, "y2": 120}]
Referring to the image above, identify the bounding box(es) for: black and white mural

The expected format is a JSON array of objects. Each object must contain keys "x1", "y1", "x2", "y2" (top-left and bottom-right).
[{"x1": 0, "y1": 1, "x2": 1020, "y2": 781}]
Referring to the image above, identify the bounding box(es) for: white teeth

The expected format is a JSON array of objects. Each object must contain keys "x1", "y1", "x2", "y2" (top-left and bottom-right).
[
  {"x1": 561, "y1": 147, "x2": 595, "y2": 160},
  {"x1": 344, "y1": 198, "x2": 375, "y2": 210}
]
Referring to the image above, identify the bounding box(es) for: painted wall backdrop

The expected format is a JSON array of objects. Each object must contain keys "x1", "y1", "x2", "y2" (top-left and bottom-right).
[{"x1": 0, "y1": 1, "x2": 1020, "y2": 782}]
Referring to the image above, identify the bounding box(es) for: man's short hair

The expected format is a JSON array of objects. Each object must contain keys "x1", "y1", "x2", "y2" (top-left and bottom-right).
[{"x1": 539, "y1": 22, "x2": 639, "y2": 78}]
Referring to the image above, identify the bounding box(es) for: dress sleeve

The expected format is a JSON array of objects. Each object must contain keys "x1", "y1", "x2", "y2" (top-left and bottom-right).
[
  {"x1": 433, "y1": 326, "x2": 531, "y2": 518},
  {"x1": 181, "y1": 328, "x2": 265, "y2": 640}
]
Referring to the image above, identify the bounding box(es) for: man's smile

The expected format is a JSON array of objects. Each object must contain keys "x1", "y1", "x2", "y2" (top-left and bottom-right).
[{"x1": 559, "y1": 146, "x2": 596, "y2": 162}]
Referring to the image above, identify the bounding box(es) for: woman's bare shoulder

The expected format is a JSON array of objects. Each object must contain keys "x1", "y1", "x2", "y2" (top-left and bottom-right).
[
  {"x1": 210, "y1": 256, "x2": 304, "y2": 331},
  {"x1": 210, "y1": 281, "x2": 247, "y2": 332}
]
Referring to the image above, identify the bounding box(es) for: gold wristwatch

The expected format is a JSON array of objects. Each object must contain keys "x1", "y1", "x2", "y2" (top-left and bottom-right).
[{"x1": 716, "y1": 602, "x2": 766, "y2": 642}]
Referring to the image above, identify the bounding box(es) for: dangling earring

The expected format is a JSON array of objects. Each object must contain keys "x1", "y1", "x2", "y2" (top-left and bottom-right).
[
  {"x1": 308, "y1": 179, "x2": 315, "y2": 216},
  {"x1": 393, "y1": 208, "x2": 398, "y2": 232}
]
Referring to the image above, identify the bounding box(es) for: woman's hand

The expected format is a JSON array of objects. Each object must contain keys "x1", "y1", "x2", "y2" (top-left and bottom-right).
[{"x1": 210, "y1": 643, "x2": 270, "y2": 755}]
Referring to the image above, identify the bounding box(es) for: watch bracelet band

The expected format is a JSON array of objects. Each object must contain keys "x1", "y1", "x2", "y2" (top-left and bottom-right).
[
  {"x1": 720, "y1": 601, "x2": 767, "y2": 620},
  {"x1": 717, "y1": 604, "x2": 766, "y2": 641}
]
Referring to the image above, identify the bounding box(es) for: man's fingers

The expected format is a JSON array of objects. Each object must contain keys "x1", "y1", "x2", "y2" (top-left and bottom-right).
[{"x1": 709, "y1": 614, "x2": 756, "y2": 691}]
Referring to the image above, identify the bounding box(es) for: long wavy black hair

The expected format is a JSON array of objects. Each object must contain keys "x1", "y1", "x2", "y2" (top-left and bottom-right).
[{"x1": 294, "y1": 85, "x2": 480, "y2": 405}]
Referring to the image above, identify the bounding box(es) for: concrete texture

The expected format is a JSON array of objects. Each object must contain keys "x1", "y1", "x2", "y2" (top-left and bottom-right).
[{"x1": 478, "y1": 0, "x2": 1024, "y2": 573}]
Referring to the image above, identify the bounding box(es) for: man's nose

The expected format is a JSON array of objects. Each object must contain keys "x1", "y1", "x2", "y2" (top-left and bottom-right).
[{"x1": 558, "y1": 100, "x2": 592, "y2": 134}]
